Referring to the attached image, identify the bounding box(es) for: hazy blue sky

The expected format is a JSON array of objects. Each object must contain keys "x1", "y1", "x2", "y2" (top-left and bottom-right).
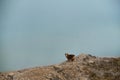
[{"x1": 0, "y1": 0, "x2": 120, "y2": 72}]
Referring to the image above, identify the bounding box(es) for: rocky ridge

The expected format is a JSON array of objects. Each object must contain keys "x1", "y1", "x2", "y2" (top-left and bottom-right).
[{"x1": 0, "y1": 54, "x2": 120, "y2": 80}]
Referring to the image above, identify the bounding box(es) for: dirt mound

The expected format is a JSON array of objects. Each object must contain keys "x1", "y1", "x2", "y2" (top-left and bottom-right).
[{"x1": 0, "y1": 54, "x2": 120, "y2": 80}]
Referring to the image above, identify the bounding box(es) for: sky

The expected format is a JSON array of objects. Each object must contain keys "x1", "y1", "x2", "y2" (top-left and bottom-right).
[{"x1": 0, "y1": 0, "x2": 120, "y2": 72}]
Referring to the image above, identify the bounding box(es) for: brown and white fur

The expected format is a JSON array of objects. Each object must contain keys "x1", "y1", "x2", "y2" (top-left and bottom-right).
[{"x1": 65, "y1": 53, "x2": 75, "y2": 61}]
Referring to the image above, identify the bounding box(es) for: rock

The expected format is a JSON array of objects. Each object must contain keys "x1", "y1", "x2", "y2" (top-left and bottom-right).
[
  {"x1": 88, "y1": 60, "x2": 95, "y2": 64},
  {"x1": 0, "y1": 53, "x2": 120, "y2": 80}
]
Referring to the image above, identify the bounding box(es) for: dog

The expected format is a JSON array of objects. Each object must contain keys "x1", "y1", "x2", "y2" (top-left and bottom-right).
[{"x1": 65, "y1": 53, "x2": 75, "y2": 61}]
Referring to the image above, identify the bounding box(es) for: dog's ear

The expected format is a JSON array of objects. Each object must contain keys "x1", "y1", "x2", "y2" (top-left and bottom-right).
[{"x1": 65, "y1": 53, "x2": 68, "y2": 56}]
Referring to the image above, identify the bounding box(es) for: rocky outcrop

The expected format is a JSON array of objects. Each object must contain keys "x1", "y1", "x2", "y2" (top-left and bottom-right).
[{"x1": 0, "y1": 54, "x2": 120, "y2": 80}]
